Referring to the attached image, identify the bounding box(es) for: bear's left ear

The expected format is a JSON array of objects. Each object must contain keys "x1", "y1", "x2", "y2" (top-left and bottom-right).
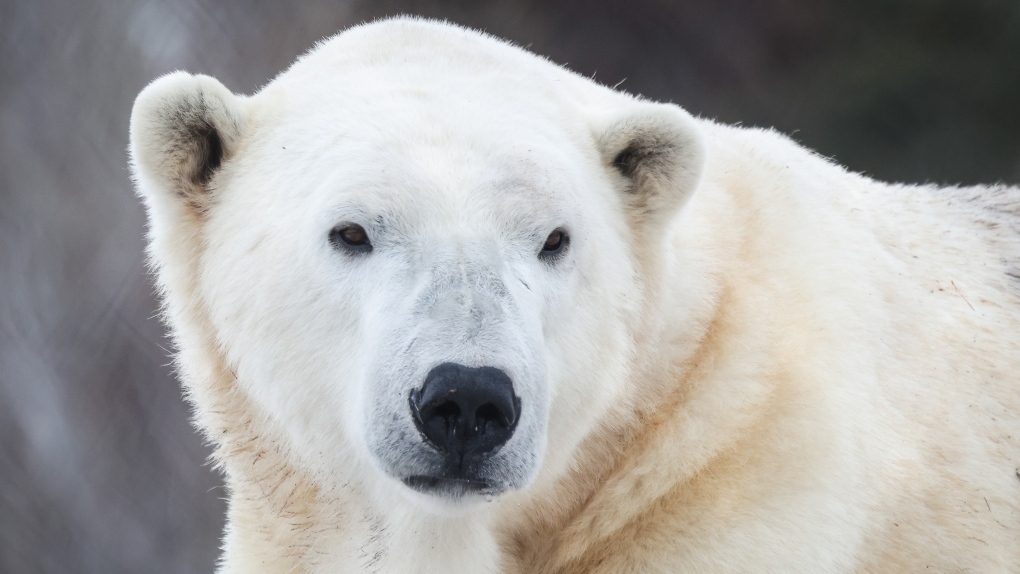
[
  {"x1": 130, "y1": 72, "x2": 247, "y2": 212},
  {"x1": 593, "y1": 101, "x2": 706, "y2": 238}
]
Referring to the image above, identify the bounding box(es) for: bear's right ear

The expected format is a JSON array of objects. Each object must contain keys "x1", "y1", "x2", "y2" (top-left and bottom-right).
[{"x1": 129, "y1": 72, "x2": 246, "y2": 211}]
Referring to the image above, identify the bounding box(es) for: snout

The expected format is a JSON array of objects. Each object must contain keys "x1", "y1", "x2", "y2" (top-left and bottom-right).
[{"x1": 406, "y1": 363, "x2": 521, "y2": 494}]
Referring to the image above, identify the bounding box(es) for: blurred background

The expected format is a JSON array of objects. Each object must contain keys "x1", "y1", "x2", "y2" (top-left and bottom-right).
[{"x1": 1, "y1": 0, "x2": 1018, "y2": 572}]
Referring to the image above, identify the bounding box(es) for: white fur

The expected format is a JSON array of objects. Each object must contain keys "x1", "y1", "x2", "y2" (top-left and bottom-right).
[{"x1": 130, "y1": 17, "x2": 1020, "y2": 573}]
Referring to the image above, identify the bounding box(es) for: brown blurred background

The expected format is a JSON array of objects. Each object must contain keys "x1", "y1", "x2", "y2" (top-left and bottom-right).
[{"x1": 1, "y1": 0, "x2": 1018, "y2": 572}]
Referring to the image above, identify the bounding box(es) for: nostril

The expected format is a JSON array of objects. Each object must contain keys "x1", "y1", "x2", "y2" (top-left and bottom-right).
[
  {"x1": 434, "y1": 401, "x2": 460, "y2": 418},
  {"x1": 434, "y1": 401, "x2": 460, "y2": 430},
  {"x1": 475, "y1": 403, "x2": 507, "y2": 428}
]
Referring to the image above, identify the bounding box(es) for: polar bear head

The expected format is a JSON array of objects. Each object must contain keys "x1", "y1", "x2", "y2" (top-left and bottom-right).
[{"x1": 130, "y1": 19, "x2": 704, "y2": 509}]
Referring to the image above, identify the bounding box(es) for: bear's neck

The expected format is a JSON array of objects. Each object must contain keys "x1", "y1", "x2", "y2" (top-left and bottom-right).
[
  {"x1": 370, "y1": 505, "x2": 502, "y2": 573},
  {"x1": 221, "y1": 460, "x2": 505, "y2": 573}
]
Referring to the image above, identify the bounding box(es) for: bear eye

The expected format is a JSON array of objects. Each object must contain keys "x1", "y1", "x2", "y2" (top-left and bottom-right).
[
  {"x1": 539, "y1": 228, "x2": 568, "y2": 260},
  {"x1": 330, "y1": 224, "x2": 373, "y2": 254}
]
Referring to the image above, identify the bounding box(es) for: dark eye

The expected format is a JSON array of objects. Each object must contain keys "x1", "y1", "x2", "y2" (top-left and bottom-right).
[
  {"x1": 330, "y1": 224, "x2": 373, "y2": 254},
  {"x1": 539, "y1": 228, "x2": 568, "y2": 260}
]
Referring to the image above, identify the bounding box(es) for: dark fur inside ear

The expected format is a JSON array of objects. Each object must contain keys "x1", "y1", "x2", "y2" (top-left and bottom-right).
[
  {"x1": 611, "y1": 137, "x2": 674, "y2": 187},
  {"x1": 130, "y1": 72, "x2": 245, "y2": 209},
  {"x1": 596, "y1": 102, "x2": 706, "y2": 232},
  {"x1": 612, "y1": 145, "x2": 644, "y2": 179},
  {"x1": 162, "y1": 94, "x2": 230, "y2": 190},
  {"x1": 194, "y1": 119, "x2": 224, "y2": 186}
]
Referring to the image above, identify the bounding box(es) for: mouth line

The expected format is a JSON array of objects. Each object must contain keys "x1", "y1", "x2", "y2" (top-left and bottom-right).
[{"x1": 402, "y1": 475, "x2": 498, "y2": 497}]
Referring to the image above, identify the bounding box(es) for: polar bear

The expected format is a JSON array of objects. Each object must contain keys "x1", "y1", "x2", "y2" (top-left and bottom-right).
[{"x1": 129, "y1": 17, "x2": 1019, "y2": 574}]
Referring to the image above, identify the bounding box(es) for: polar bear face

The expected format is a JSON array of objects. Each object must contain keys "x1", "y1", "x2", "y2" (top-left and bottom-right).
[
  {"x1": 202, "y1": 88, "x2": 610, "y2": 500},
  {"x1": 130, "y1": 20, "x2": 704, "y2": 509}
]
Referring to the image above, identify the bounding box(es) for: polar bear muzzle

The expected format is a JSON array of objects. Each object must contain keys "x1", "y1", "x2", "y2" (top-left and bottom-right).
[{"x1": 397, "y1": 362, "x2": 523, "y2": 497}]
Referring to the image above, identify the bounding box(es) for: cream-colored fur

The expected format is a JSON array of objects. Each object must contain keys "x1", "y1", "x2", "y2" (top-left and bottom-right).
[{"x1": 129, "y1": 17, "x2": 1019, "y2": 573}]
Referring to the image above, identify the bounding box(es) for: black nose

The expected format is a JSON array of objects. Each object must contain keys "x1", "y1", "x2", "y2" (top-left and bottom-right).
[{"x1": 410, "y1": 363, "x2": 520, "y2": 458}]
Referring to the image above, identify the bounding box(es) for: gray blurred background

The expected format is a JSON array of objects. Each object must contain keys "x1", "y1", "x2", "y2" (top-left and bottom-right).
[{"x1": 2, "y1": 0, "x2": 1018, "y2": 572}]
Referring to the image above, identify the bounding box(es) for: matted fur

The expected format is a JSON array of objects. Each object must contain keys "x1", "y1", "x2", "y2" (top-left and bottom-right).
[{"x1": 129, "y1": 17, "x2": 1019, "y2": 573}]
